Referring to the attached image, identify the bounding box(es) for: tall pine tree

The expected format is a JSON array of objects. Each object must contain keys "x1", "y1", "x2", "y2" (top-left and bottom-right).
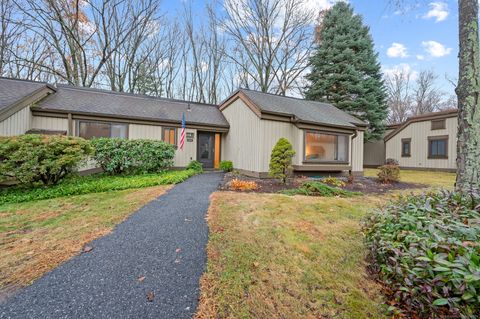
[{"x1": 305, "y1": 2, "x2": 387, "y2": 141}]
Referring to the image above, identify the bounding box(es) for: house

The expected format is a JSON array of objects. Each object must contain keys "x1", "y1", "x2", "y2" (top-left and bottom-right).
[
  {"x1": 0, "y1": 77, "x2": 367, "y2": 176},
  {"x1": 363, "y1": 123, "x2": 400, "y2": 167},
  {"x1": 364, "y1": 109, "x2": 458, "y2": 171}
]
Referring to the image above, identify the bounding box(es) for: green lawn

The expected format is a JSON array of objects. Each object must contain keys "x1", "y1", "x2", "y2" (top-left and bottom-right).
[
  {"x1": 364, "y1": 168, "x2": 456, "y2": 189},
  {"x1": 0, "y1": 185, "x2": 171, "y2": 292},
  {"x1": 196, "y1": 170, "x2": 456, "y2": 319}
]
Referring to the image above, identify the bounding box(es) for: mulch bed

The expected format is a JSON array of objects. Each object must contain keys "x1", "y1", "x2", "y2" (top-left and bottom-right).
[{"x1": 219, "y1": 173, "x2": 427, "y2": 195}]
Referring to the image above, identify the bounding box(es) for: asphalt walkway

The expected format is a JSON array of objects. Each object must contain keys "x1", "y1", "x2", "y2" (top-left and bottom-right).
[{"x1": 0, "y1": 172, "x2": 223, "y2": 319}]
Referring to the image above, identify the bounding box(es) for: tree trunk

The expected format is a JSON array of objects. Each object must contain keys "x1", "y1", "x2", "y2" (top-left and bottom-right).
[{"x1": 455, "y1": 0, "x2": 480, "y2": 194}]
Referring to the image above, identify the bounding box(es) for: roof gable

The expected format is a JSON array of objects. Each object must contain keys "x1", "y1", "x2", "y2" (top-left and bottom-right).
[
  {"x1": 384, "y1": 109, "x2": 458, "y2": 142},
  {"x1": 220, "y1": 89, "x2": 367, "y2": 130}
]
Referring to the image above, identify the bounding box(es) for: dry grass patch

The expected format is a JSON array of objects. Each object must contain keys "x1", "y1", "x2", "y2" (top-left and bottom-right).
[
  {"x1": 196, "y1": 192, "x2": 387, "y2": 319},
  {"x1": 0, "y1": 185, "x2": 171, "y2": 294},
  {"x1": 364, "y1": 168, "x2": 456, "y2": 189}
]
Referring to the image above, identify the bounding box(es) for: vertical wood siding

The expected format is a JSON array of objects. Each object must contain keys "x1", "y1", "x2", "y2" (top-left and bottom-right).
[
  {"x1": 385, "y1": 117, "x2": 457, "y2": 169},
  {"x1": 0, "y1": 106, "x2": 32, "y2": 136},
  {"x1": 351, "y1": 131, "x2": 364, "y2": 172},
  {"x1": 31, "y1": 116, "x2": 69, "y2": 131},
  {"x1": 221, "y1": 99, "x2": 299, "y2": 173}
]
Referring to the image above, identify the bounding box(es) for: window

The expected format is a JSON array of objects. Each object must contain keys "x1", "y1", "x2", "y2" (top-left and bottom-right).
[
  {"x1": 401, "y1": 138, "x2": 411, "y2": 157},
  {"x1": 304, "y1": 131, "x2": 349, "y2": 162},
  {"x1": 78, "y1": 121, "x2": 127, "y2": 139},
  {"x1": 431, "y1": 119, "x2": 446, "y2": 130},
  {"x1": 428, "y1": 136, "x2": 448, "y2": 159},
  {"x1": 162, "y1": 127, "x2": 176, "y2": 145}
]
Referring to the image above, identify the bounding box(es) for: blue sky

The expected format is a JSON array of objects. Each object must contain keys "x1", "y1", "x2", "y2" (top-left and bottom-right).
[{"x1": 163, "y1": 0, "x2": 458, "y2": 96}]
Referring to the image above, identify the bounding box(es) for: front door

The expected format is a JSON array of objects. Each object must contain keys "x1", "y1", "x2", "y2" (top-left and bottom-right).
[{"x1": 197, "y1": 132, "x2": 215, "y2": 169}]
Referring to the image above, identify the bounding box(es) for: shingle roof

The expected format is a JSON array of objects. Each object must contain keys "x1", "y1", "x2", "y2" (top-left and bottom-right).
[
  {"x1": 35, "y1": 85, "x2": 229, "y2": 128},
  {"x1": 238, "y1": 89, "x2": 366, "y2": 128},
  {"x1": 0, "y1": 77, "x2": 52, "y2": 114}
]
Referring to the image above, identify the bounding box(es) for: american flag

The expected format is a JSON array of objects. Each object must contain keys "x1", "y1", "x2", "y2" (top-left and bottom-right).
[{"x1": 179, "y1": 113, "x2": 186, "y2": 150}]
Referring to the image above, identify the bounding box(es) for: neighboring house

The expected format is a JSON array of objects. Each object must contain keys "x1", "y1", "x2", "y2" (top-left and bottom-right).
[
  {"x1": 363, "y1": 123, "x2": 400, "y2": 168},
  {"x1": 0, "y1": 77, "x2": 367, "y2": 176},
  {"x1": 363, "y1": 109, "x2": 458, "y2": 171}
]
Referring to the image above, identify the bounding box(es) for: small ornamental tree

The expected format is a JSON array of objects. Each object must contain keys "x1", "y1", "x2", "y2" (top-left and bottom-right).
[{"x1": 269, "y1": 138, "x2": 295, "y2": 183}]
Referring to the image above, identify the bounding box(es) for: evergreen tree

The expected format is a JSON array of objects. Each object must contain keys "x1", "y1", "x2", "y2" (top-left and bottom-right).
[
  {"x1": 269, "y1": 138, "x2": 295, "y2": 184},
  {"x1": 305, "y1": 2, "x2": 387, "y2": 141}
]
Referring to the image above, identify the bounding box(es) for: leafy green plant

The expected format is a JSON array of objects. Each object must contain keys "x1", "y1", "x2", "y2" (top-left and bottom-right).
[
  {"x1": 269, "y1": 138, "x2": 295, "y2": 184},
  {"x1": 322, "y1": 176, "x2": 346, "y2": 188},
  {"x1": 187, "y1": 160, "x2": 203, "y2": 173},
  {"x1": 378, "y1": 164, "x2": 400, "y2": 183},
  {"x1": 91, "y1": 138, "x2": 175, "y2": 175},
  {"x1": 0, "y1": 134, "x2": 92, "y2": 186},
  {"x1": 0, "y1": 170, "x2": 197, "y2": 204},
  {"x1": 363, "y1": 191, "x2": 480, "y2": 318},
  {"x1": 281, "y1": 181, "x2": 359, "y2": 197},
  {"x1": 219, "y1": 160, "x2": 233, "y2": 172}
]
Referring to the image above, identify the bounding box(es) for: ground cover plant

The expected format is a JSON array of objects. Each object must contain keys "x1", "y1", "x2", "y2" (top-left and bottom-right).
[
  {"x1": 187, "y1": 160, "x2": 203, "y2": 173},
  {"x1": 219, "y1": 160, "x2": 233, "y2": 172},
  {"x1": 281, "y1": 181, "x2": 359, "y2": 197},
  {"x1": 0, "y1": 169, "x2": 196, "y2": 204},
  {"x1": 0, "y1": 135, "x2": 92, "y2": 186},
  {"x1": 91, "y1": 138, "x2": 175, "y2": 174},
  {"x1": 0, "y1": 185, "x2": 171, "y2": 292},
  {"x1": 363, "y1": 191, "x2": 480, "y2": 318}
]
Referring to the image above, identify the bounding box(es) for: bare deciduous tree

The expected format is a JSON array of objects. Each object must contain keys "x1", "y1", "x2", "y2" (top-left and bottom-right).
[
  {"x1": 413, "y1": 69, "x2": 444, "y2": 115},
  {"x1": 385, "y1": 69, "x2": 412, "y2": 124},
  {"x1": 219, "y1": 0, "x2": 314, "y2": 95}
]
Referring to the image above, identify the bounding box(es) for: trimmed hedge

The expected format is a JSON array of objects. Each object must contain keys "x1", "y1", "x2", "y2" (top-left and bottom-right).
[
  {"x1": 0, "y1": 169, "x2": 197, "y2": 204},
  {"x1": 363, "y1": 191, "x2": 480, "y2": 318},
  {"x1": 91, "y1": 138, "x2": 175, "y2": 175},
  {"x1": 0, "y1": 134, "x2": 92, "y2": 185}
]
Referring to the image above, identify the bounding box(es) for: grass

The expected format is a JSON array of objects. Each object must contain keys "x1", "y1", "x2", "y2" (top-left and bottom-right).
[
  {"x1": 0, "y1": 185, "x2": 171, "y2": 293},
  {"x1": 196, "y1": 170, "x2": 456, "y2": 319},
  {"x1": 0, "y1": 169, "x2": 196, "y2": 204},
  {"x1": 364, "y1": 168, "x2": 456, "y2": 189}
]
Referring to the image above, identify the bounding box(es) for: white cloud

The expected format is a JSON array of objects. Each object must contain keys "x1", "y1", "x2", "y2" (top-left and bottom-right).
[
  {"x1": 422, "y1": 40, "x2": 452, "y2": 57},
  {"x1": 387, "y1": 42, "x2": 408, "y2": 58},
  {"x1": 383, "y1": 63, "x2": 418, "y2": 80},
  {"x1": 301, "y1": 0, "x2": 345, "y2": 13},
  {"x1": 416, "y1": 54, "x2": 425, "y2": 60},
  {"x1": 423, "y1": 2, "x2": 449, "y2": 22}
]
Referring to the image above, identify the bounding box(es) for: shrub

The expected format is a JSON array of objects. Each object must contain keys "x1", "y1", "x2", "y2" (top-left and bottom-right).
[
  {"x1": 0, "y1": 169, "x2": 197, "y2": 204},
  {"x1": 228, "y1": 179, "x2": 258, "y2": 191},
  {"x1": 219, "y1": 160, "x2": 233, "y2": 172},
  {"x1": 269, "y1": 138, "x2": 295, "y2": 184},
  {"x1": 321, "y1": 176, "x2": 346, "y2": 188},
  {"x1": 91, "y1": 138, "x2": 175, "y2": 175},
  {"x1": 0, "y1": 134, "x2": 92, "y2": 185},
  {"x1": 378, "y1": 164, "x2": 400, "y2": 183},
  {"x1": 187, "y1": 160, "x2": 203, "y2": 173},
  {"x1": 363, "y1": 191, "x2": 480, "y2": 318},
  {"x1": 281, "y1": 181, "x2": 358, "y2": 197}
]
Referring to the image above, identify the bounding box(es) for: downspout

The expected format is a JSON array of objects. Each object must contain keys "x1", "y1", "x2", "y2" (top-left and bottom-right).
[
  {"x1": 350, "y1": 130, "x2": 358, "y2": 176},
  {"x1": 67, "y1": 113, "x2": 73, "y2": 136}
]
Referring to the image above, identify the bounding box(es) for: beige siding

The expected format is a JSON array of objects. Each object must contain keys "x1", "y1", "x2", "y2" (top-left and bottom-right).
[
  {"x1": 351, "y1": 131, "x2": 364, "y2": 172},
  {"x1": 31, "y1": 116, "x2": 68, "y2": 131},
  {"x1": 385, "y1": 117, "x2": 457, "y2": 169},
  {"x1": 128, "y1": 123, "x2": 196, "y2": 167},
  {"x1": 0, "y1": 106, "x2": 32, "y2": 136},
  {"x1": 128, "y1": 124, "x2": 162, "y2": 140},
  {"x1": 364, "y1": 139, "x2": 385, "y2": 167},
  {"x1": 221, "y1": 99, "x2": 299, "y2": 173}
]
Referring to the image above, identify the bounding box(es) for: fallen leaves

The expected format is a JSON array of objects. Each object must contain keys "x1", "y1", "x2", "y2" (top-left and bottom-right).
[
  {"x1": 137, "y1": 276, "x2": 145, "y2": 282},
  {"x1": 82, "y1": 245, "x2": 93, "y2": 253},
  {"x1": 147, "y1": 291, "x2": 155, "y2": 302}
]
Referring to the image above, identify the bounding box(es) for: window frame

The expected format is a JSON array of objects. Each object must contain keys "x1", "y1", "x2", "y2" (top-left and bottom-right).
[
  {"x1": 162, "y1": 127, "x2": 177, "y2": 146},
  {"x1": 431, "y1": 119, "x2": 446, "y2": 130},
  {"x1": 401, "y1": 138, "x2": 411, "y2": 157},
  {"x1": 303, "y1": 130, "x2": 350, "y2": 164},
  {"x1": 77, "y1": 120, "x2": 128, "y2": 139},
  {"x1": 428, "y1": 135, "x2": 449, "y2": 159}
]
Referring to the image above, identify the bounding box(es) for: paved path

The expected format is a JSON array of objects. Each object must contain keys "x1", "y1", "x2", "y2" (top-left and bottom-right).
[{"x1": 0, "y1": 173, "x2": 223, "y2": 319}]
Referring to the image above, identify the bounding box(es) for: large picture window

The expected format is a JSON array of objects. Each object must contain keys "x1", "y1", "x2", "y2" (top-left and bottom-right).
[
  {"x1": 304, "y1": 131, "x2": 349, "y2": 162},
  {"x1": 428, "y1": 136, "x2": 448, "y2": 159},
  {"x1": 78, "y1": 121, "x2": 127, "y2": 139}
]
